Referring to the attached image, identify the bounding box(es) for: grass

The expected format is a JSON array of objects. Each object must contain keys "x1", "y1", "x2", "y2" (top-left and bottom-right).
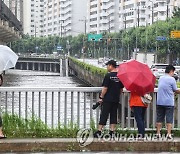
[
  {"x1": 69, "y1": 57, "x2": 107, "y2": 76},
  {"x1": 2, "y1": 113, "x2": 79, "y2": 138},
  {"x1": 3, "y1": 112, "x2": 180, "y2": 138}
]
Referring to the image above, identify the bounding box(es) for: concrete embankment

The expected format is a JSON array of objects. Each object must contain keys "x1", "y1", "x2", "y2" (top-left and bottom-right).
[
  {"x1": 0, "y1": 138, "x2": 180, "y2": 152},
  {"x1": 68, "y1": 58, "x2": 106, "y2": 86}
]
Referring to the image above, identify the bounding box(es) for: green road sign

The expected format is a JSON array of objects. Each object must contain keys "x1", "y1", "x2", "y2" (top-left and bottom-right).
[{"x1": 88, "y1": 34, "x2": 102, "y2": 41}]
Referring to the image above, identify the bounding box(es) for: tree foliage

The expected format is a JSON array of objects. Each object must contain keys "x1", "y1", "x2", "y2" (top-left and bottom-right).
[{"x1": 10, "y1": 17, "x2": 180, "y2": 63}]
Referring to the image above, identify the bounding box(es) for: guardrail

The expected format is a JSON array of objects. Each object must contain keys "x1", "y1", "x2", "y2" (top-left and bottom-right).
[{"x1": 0, "y1": 87, "x2": 180, "y2": 129}]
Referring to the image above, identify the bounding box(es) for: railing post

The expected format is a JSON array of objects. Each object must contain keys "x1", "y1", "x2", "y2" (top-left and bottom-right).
[
  {"x1": 58, "y1": 92, "x2": 61, "y2": 125},
  {"x1": 77, "y1": 92, "x2": 80, "y2": 128},
  {"x1": 19, "y1": 92, "x2": 21, "y2": 118},
  {"x1": 71, "y1": 92, "x2": 74, "y2": 126},
  {"x1": 64, "y1": 92, "x2": 67, "y2": 127},
  {"x1": 52, "y1": 92, "x2": 54, "y2": 128},
  {"x1": 84, "y1": 92, "x2": 87, "y2": 128},
  {"x1": 152, "y1": 92, "x2": 157, "y2": 129},
  {"x1": 12, "y1": 92, "x2": 14, "y2": 115}
]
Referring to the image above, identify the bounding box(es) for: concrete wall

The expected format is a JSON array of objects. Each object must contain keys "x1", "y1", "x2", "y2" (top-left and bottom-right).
[{"x1": 68, "y1": 58, "x2": 104, "y2": 86}]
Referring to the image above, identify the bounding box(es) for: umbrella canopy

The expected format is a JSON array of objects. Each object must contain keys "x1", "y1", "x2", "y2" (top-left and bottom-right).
[
  {"x1": 0, "y1": 45, "x2": 18, "y2": 72},
  {"x1": 117, "y1": 59, "x2": 156, "y2": 96}
]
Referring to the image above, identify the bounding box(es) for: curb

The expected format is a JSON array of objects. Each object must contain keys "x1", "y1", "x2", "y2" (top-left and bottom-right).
[{"x1": 0, "y1": 138, "x2": 180, "y2": 152}]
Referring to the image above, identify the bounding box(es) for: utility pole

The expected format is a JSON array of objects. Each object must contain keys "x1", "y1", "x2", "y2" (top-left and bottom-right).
[
  {"x1": 137, "y1": 5, "x2": 140, "y2": 27},
  {"x1": 124, "y1": 13, "x2": 127, "y2": 29},
  {"x1": 149, "y1": 0, "x2": 154, "y2": 24},
  {"x1": 79, "y1": 16, "x2": 87, "y2": 34},
  {"x1": 60, "y1": 23, "x2": 63, "y2": 37},
  {"x1": 108, "y1": 15, "x2": 110, "y2": 33}
]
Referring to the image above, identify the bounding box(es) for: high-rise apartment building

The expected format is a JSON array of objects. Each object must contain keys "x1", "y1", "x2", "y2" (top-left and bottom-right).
[
  {"x1": 23, "y1": 0, "x2": 44, "y2": 37},
  {"x1": 59, "y1": 0, "x2": 88, "y2": 36},
  {"x1": 119, "y1": 0, "x2": 180, "y2": 30},
  {"x1": 87, "y1": 0, "x2": 119, "y2": 34},
  {"x1": 23, "y1": 0, "x2": 87, "y2": 37}
]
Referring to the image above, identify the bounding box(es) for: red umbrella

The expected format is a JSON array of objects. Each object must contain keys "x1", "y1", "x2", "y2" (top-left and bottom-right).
[{"x1": 117, "y1": 60, "x2": 156, "y2": 96}]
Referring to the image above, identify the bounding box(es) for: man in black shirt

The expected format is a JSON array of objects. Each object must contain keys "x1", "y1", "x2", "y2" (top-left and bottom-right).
[{"x1": 94, "y1": 60, "x2": 124, "y2": 138}]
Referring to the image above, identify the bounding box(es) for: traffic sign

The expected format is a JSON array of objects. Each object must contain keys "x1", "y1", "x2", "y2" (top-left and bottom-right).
[
  {"x1": 156, "y1": 36, "x2": 167, "y2": 41},
  {"x1": 57, "y1": 45, "x2": 63, "y2": 51},
  {"x1": 88, "y1": 34, "x2": 102, "y2": 41},
  {"x1": 170, "y1": 31, "x2": 180, "y2": 38}
]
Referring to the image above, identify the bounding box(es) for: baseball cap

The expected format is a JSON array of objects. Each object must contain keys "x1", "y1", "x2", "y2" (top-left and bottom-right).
[{"x1": 105, "y1": 60, "x2": 117, "y2": 68}]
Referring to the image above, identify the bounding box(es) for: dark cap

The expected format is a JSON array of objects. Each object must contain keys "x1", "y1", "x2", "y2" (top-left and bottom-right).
[{"x1": 105, "y1": 60, "x2": 117, "y2": 68}]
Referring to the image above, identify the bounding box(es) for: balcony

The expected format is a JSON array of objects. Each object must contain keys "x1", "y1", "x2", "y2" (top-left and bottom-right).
[{"x1": 60, "y1": 1, "x2": 72, "y2": 9}]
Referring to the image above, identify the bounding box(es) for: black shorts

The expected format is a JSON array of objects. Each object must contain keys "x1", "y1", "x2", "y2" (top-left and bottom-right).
[
  {"x1": 99, "y1": 101, "x2": 118, "y2": 125},
  {"x1": 156, "y1": 105, "x2": 174, "y2": 124}
]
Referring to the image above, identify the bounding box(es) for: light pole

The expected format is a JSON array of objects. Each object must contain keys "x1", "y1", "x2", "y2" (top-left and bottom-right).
[
  {"x1": 79, "y1": 16, "x2": 87, "y2": 34},
  {"x1": 149, "y1": 0, "x2": 154, "y2": 24}
]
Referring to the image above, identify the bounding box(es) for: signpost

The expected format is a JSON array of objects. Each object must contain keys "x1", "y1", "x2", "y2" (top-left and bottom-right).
[
  {"x1": 88, "y1": 34, "x2": 102, "y2": 41},
  {"x1": 57, "y1": 45, "x2": 63, "y2": 51},
  {"x1": 170, "y1": 31, "x2": 180, "y2": 38},
  {"x1": 156, "y1": 36, "x2": 167, "y2": 41}
]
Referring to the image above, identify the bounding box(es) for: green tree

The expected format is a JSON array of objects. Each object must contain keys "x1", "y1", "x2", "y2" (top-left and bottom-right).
[{"x1": 173, "y1": 7, "x2": 180, "y2": 18}]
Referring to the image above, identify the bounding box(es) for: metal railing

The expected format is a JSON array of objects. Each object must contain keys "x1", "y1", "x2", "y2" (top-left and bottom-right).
[{"x1": 0, "y1": 87, "x2": 180, "y2": 129}]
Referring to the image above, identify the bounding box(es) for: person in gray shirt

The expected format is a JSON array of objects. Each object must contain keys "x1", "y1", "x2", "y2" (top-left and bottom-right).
[{"x1": 156, "y1": 65, "x2": 180, "y2": 139}]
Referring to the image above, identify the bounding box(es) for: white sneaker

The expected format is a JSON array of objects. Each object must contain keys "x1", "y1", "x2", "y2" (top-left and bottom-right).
[{"x1": 167, "y1": 134, "x2": 173, "y2": 140}]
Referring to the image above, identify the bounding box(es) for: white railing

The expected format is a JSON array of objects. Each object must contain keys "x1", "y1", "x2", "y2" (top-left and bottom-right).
[{"x1": 0, "y1": 87, "x2": 180, "y2": 129}]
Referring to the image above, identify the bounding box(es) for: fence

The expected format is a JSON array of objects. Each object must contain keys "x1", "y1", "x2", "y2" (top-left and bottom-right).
[{"x1": 0, "y1": 87, "x2": 180, "y2": 129}]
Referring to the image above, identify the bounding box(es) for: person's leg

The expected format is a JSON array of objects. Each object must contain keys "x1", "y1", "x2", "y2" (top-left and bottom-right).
[
  {"x1": 165, "y1": 106, "x2": 174, "y2": 137},
  {"x1": 98, "y1": 102, "x2": 111, "y2": 129},
  {"x1": 141, "y1": 107, "x2": 147, "y2": 136},
  {"x1": 133, "y1": 106, "x2": 145, "y2": 137},
  {"x1": 94, "y1": 102, "x2": 111, "y2": 137},
  {"x1": 156, "y1": 105, "x2": 165, "y2": 136},
  {"x1": 109, "y1": 102, "x2": 118, "y2": 132}
]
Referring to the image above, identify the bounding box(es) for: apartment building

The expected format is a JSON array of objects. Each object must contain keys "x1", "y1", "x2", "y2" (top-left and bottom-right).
[
  {"x1": 43, "y1": 0, "x2": 87, "y2": 37},
  {"x1": 87, "y1": 0, "x2": 120, "y2": 34},
  {"x1": 119, "y1": 0, "x2": 180, "y2": 30},
  {"x1": 23, "y1": 0, "x2": 44, "y2": 37}
]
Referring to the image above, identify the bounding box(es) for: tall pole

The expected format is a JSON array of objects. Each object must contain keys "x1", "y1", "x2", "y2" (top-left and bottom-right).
[
  {"x1": 60, "y1": 23, "x2": 62, "y2": 37},
  {"x1": 85, "y1": 17, "x2": 87, "y2": 34},
  {"x1": 35, "y1": 24, "x2": 37, "y2": 54},
  {"x1": 150, "y1": 0, "x2": 154, "y2": 24},
  {"x1": 138, "y1": 10, "x2": 139, "y2": 27},
  {"x1": 108, "y1": 15, "x2": 110, "y2": 33},
  {"x1": 166, "y1": 1, "x2": 169, "y2": 20},
  {"x1": 124, "y1": 13, "x2": 126, "y2": 29}
]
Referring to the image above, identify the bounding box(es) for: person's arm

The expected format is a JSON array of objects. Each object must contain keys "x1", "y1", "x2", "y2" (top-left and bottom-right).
[
  {"x1": 99, "y1": 73, "x2": 110, "y2": 103},
  {"x1": 175, "y1": 89, "x2": 180, "y2": 94},
  {"x1": 99, "y1": 87, "x2": 108, "y2": 101}
]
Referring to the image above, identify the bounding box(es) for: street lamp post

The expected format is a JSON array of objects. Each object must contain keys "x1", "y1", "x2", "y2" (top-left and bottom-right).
[{"x1": 149, "y1": 0, "x2": 154, "y2": 24}]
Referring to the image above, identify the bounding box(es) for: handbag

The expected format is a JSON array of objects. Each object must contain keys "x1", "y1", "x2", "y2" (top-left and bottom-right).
[{"x1": 141, "y1": 94, "x2": 152, "y2": 105}]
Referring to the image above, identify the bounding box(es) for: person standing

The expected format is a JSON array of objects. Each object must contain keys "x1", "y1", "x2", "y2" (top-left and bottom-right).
[
  {"x1": 129, "y1": 92, "x2": 148, "y2": 138},
  {"x1": 156, "y1": 65, "x2": 180, "y2": 139},
  {"x1": 0, "y1": 74, "x2": 5, "y2": 138},
  {"x1": 94, "y1": 60, "x2": 124, "y2": 137}
]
